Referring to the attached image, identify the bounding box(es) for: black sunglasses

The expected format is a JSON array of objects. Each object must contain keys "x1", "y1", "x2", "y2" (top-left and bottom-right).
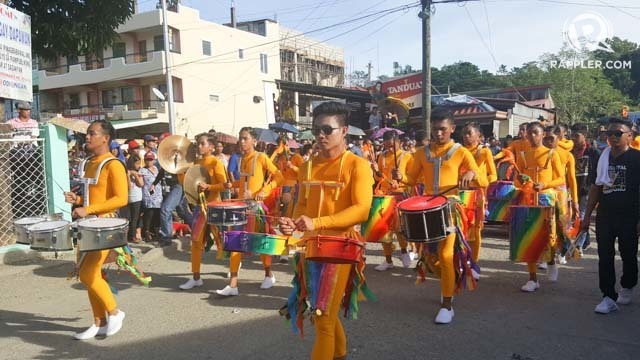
[
  {"x1": 311, "y1": 125, "x2": 341, "y2": 136},
  {"x1": 606, "y1": 130, "x2": 630, "y2": 138}
]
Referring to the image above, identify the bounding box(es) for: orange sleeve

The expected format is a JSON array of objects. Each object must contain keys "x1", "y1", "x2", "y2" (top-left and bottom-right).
[
  {"x1": 544, "y1": 151, "x2": 564, "y2": 190},
  {"x1": 208, "y1": 159, "x2": 228, "y2": 193},
  {"x1": 312, "y1": 158, "x2": 374, "y2": 230},
  {"x1": 483, "y1": 148, "x2": 497, "y2": 183},
  {"x1": 566, "y1": 152, "x2": 579, "y2": 202},
  {"x1": 86, "y1": 161, "x2": 128, "y2": 215},
  {"x1": 292, "y1": 161, "x2": 310, "y2": 219},
  {"x1": 261, "y1": 153, "x2": 285, "y2": 195},
  {"x1": 403, "y1": 151, "x2": 423, "y2": 187}
]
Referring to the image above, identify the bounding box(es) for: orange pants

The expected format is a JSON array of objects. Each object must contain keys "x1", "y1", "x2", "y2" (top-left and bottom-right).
[
  {"x1": 438, "y1": 232, "x2": 457, "y2": 297},
  {"x1": 79, "y1": 249, "x2": 116, "y2": 319},
  {"x1": 230, "y1": 252, "x2": 271, "y2": 272},
  {"x1": 382, "y1": 234, "x2": 408, "y2": 258},
  {"x1": 468, "y1": 225, "x2": 482, "y2": 264},
  {"x1": 311, "y1": 263, "x2": 351, "y2": 360}
]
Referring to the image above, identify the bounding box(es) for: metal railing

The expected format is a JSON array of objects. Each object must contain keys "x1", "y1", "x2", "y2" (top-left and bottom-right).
[
  {"x1": 0, "y1": 137, "x2": 49, "y2": 246},
  {"x1": 38, "y1": 51, "x2": 164, "y2": 75}
]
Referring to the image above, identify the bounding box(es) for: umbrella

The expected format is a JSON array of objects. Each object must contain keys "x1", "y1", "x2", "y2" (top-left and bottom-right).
[
  {"x1": 269, "y1": 122, "x2": 299, "y2": 134},
  {"x1": 48, "y1": 116, "x2": 90, "y2": 134},
  {"x1": 286, "y1": 139, "x2": 300, "y2": 149},
  {"x1": 214, "y1": 132, "x2": 238, "y2": 144},
  {"x1": 297, "y1": 130, "x2": 314, "y2": 141},
  {"x1": 254, "y1": 128, "x2": 280, "y2": 144},
  {"x1": 347, "y1": 125, "x2": 366, "y2": 136},
  {"x1": 377, "y1": 96, "x2": 410, "y2": 119},
  {"x1": 371, "y1": 127, "x2": 404, "y2": 139}
]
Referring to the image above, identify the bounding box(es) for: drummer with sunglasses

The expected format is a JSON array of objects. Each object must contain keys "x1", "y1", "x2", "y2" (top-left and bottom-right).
[
  {"x1": 394, "y1": 109, "x2": 479, "y2": 324},
  {"x1": 279, "y1": 102, "x2": 373, "y2": 360},
  {"x1": 216, "y1": 127, "x2": 284, "y2": 296},
  {"x1": 63, "y1": 120, "x2": 128, "y2": 340}
]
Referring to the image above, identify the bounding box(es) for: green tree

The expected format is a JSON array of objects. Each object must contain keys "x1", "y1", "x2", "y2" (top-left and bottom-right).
[
  {"x1": 392, "y1": 62, "x2": 419, "y2": 77},
  {"x1": 593, "y1": 37, "x2": 640, "y2": 102},
  {"x1": 432, "y1": 61, "x2": 508, "y2": 93},
  {"x1": 348, "y1": 70, "x2": 369, "y2": 87},
  {"x1": 8, "y1": 0, "x2": 135, "y2": 60}
]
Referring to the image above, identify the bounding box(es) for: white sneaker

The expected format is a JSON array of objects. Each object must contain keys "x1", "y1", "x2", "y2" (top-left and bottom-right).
[
  {"x1": 471, "y1": 268, "x2": 480, "y2": 281},
  {"x1": 74, "y1": 324, "x2": 107, "y2": 340},
  {"x1": 617, "y1": 288, "x2": 633, "y2": 305},
  {"x1": 595, "y1": 296, "x2": 619, "y2": 314},
  {"x1": 179, "y1": 278, "x2": 203, "y2": 290},
  {"x1": 409, "y1": 252, "x2": 418, "y2": 261},
  {"x1": 374, "y1": 262, "x2": 394, "y2": 271},
  {"x1": 548, "y1": 264, "x2": 558, "y2": 282},
  {"x1": 538, "y1": 262, "x2": 548, "y2": 270},
  {"x1": 260, "y1": 275, "x2": 276, "y2": 289},
  {"x1": 521, "y1": 280, "x2": 540, "y2": 292},
  {"x1": 216, "y1": 285, "x2": 239, "y2": 296},
  {"x1": 401, "y1": 253, "x2": 411, "y2": 268},
  {"x1": 557, "y1": 254, "x2": 567, "y2": 265},
  {"x1": 434, "y1": 307, "x2": 454, "y2": 324},
  {"x1": 106, "y1": 310, "x2": 125, "y2": 336}
]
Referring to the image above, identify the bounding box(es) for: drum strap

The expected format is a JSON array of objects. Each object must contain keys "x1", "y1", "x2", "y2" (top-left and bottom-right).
[
  {"x1": 303, "y1": 151, "x2": 349, "y2": 202},
  {"x1": 381, "y1": 149, "x2": 405, "y2": 169},
  {"x1": 239, "y1": 151, "x2": 260, "y2": 196},
  {"x1": 520, "y1": 149, "x2": 554, "y2": 170},
  {"x1": 80, "y1": 157, "x2": 120, "y2": 208},
  {"x1": 425, "y1": 143, "x2": 461, "y2": 194}
]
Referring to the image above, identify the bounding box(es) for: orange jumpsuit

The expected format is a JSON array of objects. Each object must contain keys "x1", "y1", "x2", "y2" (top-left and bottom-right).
[
  {"x1": 294, "y1": 150, "x2": 373, "y2": 360},
  {"x1": 76, "y1": 152, "x2": 128, "y2": 319},
  {"x1": 514, "y1": 145, "x2": 563, "y2": 273},
  {"x1": 230, "y1": 151, "x2": 284, "y2": 273},
  {"x1": 630, "y1": 135, "x2": 640, "y2": 150},
  {"x1": 404, "y1": 141, "x2": 479, "y2": 298},
  {"x1": 462, "y1": 145, "x2": 497, "y2": 263},
  {"x1": 192, "y1": 155, "x2": 227, "y2": 273}
]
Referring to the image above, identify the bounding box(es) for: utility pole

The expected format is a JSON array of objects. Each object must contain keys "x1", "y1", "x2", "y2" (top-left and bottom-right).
[
  {"x1": 420, "y1": 0, "x2": 431, "y2": 140},
  {"x1": 161, "y1": 0, "x2": 176, "y2": 134},
  {"x1": 366, "y1": 62, "x2": 373, "y2": 82}
]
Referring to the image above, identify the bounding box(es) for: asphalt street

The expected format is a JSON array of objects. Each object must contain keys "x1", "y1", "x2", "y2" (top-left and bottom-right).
[{"x1": 0, "y1": 225, "x2": 638, "y2": 360}]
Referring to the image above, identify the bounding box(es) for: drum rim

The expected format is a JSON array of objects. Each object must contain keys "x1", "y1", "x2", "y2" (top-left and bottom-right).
[
  {"x1": 398, "y1": 195, "x2": 448, "y2": 211},
  {"x1": 77, "y1": 218, "x2": 129, "y2": 230},
  {"x1": 304, "y1": 236, "x2": 365, "y2": 247},
  {"x1": 208, "y1": 202, "x2": 248, "y2": 209},
  {"x1": 27, "y1": 221, "x2": 70, "y2": 232},
  {"x1": 15, "y1": 217, "x2": 46, "y2": 225}
]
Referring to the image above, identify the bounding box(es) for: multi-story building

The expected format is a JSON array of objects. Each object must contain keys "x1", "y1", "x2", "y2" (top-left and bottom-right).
[{"x1": 36, "y1": 4, "x2": 281, "y2": 138}]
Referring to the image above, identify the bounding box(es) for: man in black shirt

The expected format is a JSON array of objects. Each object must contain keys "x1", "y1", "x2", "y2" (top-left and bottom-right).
[
  {"x1": 581, "y1": 118, "x2": 640, "y2": 314},
  {"x1": 571, "y1": 123, "x2": 600, "y2": 250}
]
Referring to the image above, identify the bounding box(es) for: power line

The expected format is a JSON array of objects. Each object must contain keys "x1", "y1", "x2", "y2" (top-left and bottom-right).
[
  {"x1": 595, "y1": 0, "x2": 640, "y2": 20},
  {"x1": 481, "y1": 0, "x2": 493, "y2": 54}
]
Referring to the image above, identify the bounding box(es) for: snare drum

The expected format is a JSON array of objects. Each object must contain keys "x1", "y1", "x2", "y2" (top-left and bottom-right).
[
  {"x1": 223, "y1": 231, "x2": 287, "y2": 256},
  {"x1": 207, "y1": 201, "x2": 248, "y2": 226},
  {"x1": 304, "y1": 235, "x2": 365, "y2": 264},
  {"x1": 509, "y1": 206, "x2": 553, "y2": 262},
  {"x1": 486, "y1": 181, "x2": 519, "y2": 222},
  {"x1": 397, "y1": 195, "x2": 453, "y2": 243},
  {"x1": 14, "y1": 217, "x2": 46, "y2": 244},
  {"x1": 28, "y1": 220, "x2": 73, "y2": 251},
  {"x1": 77, "y1": 218, "x2": 129, "y2": 252},
  {"x1": 360, "y1": 195, "x2": 397, "y2": 242}
]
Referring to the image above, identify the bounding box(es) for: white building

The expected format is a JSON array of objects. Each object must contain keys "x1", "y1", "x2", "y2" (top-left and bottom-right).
[{"x1": 37, "y1": 5, "x2": 281, "y2": 138}]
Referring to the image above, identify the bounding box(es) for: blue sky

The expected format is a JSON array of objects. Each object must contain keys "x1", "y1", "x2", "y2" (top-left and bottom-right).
[{"x1": 140, "y1": 0, "x2": 640, "y2": 77}]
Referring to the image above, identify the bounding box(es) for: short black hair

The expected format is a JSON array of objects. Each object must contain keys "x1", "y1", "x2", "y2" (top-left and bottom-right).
[
  {"x1": 558, "y1": 123, "x2": 569, "y2": 132},
  {"x1": 382, "y1": 130, "x2": 397, "y2": 141},
  {"x1": 526, "y1": 121, "x2": 544, "y2": 132},
  {"x1": 126, "y1": 153, "x2": 141, "y2": 170},
  {"x1": 312, "y1": 101, "x2": 349, "y2": 127},
  {"x1": 519, "y1": 122, "x2": 529, "y2": 130},
  {"x1": 301, "y1": 143, "x2": 313, "y2": 156},
  {"x1": 571, "y1": 122, "x2": 589, "y2": 134},
  {"x1": 544, "y1": 125, "x2": 562, "y2": 135},
  {"x1": 463, "y1": 122, "x2": 481, "y2": 132},
  {"x1": 196, "y1": 132, "x2": 216, "y2": 145},
  {"x1": 430, "y1": 108, "x2": 454, "y2": 125},
  {"x1": 90, "y1": 120, "x2": 116, "y2": 142},
  {"x1": 239, "y1": 126, "x2": 258, "y2": 139},
  {"x1": 608, "y1": 117, "x2": 633, "y2": 130}
]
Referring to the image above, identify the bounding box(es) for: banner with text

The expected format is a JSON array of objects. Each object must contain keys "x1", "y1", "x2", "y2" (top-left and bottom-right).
[{"x1": 0, "y1": 4, "x2": 32, "y2": 102}]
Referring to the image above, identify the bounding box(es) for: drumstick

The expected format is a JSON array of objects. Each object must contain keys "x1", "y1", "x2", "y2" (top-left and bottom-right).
[
  {"x1": 392, "y1": 133, "x2": 399, "y2": 169},
  {"x1": 534, "y1": 167, "x2": 539, "y2": 206}
]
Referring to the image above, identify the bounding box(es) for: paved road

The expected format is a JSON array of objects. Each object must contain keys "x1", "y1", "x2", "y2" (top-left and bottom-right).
[{"x1": 0, "y1": 226, "x2": 638, "y2": 360}]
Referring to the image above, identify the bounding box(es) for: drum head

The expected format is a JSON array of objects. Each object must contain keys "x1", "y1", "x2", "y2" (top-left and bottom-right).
[
  {"x1": 29, "y1": 220, "x2": 69, "y2": 231},
  {"x1": 15, "y1": 217, "x2": 45, "y2": 225},
  {"x1": 208, "y1": 201, "x2": 247, "y2": 209},
  {"x1": 78, "y1": 218, "x2": 128, "y2": 228},
  {"x1": 398, "y1": 195, "x2": 448, "y2": 211}
]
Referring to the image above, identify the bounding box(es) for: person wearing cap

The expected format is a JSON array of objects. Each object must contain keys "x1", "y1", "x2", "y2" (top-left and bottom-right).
[
  {"x1": 109, "y1": 140, "x2": 125, "y2": 163},
  {"x1": 141, "y1": 135, "x2": 158, "y2": 159},
  {"x1": 140, "y1": 151, "x2": 163, "y2": 241},
  {"x1": 126, "y1": 140, "x2": 141, "y2": 158},
  {"x1": 8, "y1": 101, "x2": 39, "y2": 139}
]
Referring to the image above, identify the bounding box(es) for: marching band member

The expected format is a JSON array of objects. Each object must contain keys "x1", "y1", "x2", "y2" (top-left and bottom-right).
[
  {"x1": 461, "y1": 123, "x2": 497, "y2": 274},
  {"x1": 179, "y1": 133, "x2": 228, "y2": 290},
  {"x1": 505, "y1": 122, "x2": 531, "y2": 155},
  {"x1": 515, "y1": 122, "x2": 564, "y2": 292},
  {"x1": 64, "y1": 120, "x2": 128, "y2": 340},
  {"x1": 396, "y1": 109, "x2": 479, "y2": 324},
  {"x1": 372, "y1": 130, "x2": 414, "y2": 270},
  {"x1": 557, "y1": 123, "x2": 574, "y2": 152},
  {"x1": 216, "y1": 127, "x2": 284, "y2": 296},
  {"x1": 279, "y1": 101, "x2": 373, "y2": 360}
]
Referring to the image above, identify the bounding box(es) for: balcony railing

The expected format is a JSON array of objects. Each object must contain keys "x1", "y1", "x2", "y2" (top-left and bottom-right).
[
  {"x1": 40, "y1": 100, "x2": 166, "y2": 122},
  {"x1": 38, "y1": 51, "x2": 163, "y2": 75}
]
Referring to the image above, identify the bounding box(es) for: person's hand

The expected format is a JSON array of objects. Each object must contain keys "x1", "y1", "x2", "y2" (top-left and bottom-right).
[
  {"x1": 390, "y1": 180, "x2": 399, "y2": 190},
  {"x1": 281, "y1": 192, "x2": 292, "y2": 204},
  {"x1": 459, "y1": 171, "x2": 475, "y2": 189},
  {"x1": 278, "y1": 217, "x2": 296, "y2": 235},
  {"x1": 223, "y1": 182, "x2": 233, "y2": 189},
  {"x1": 64, "y1": 192, "x2": 77, "y2": 204},
  {"x1": 392, "y1": 169, "x2": 402, "y2": 181},
  {"x1": 197, "y1": 182, "x2": 209, "y2": 193},
  {"x1": 533, "y1": 182, "x2": 545, "y2": 192},
  {"x1": 72, "y1": 207, "x2": 88, "y2": 219},
  {"x1": 286, "y1": 161, "x2": 294, "y2": 169},
  {"x1": 579, "y1": 216, "x2": 590, "y2": 234},
  {"x1": 572, "y1": 202, "x2": 580, "y2": 220},
  {"x1": 150, "y1": 184, "x2": 155, "y2": 193},
  {"x1": 294, "y1": 215, "x2": 315, "y2": 232},
  {"x1": 255, "y1": 191, "x2": 266, "y2": 202},
  {"x1": 371, "y1": 162, "x2": 379, "y2": 172}
]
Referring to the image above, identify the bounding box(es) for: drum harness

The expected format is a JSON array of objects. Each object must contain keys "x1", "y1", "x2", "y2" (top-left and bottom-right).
[
  {"x1": 519, "y1": 149, "x2": 555, "y2": 207},
  {"x1": 302, "y1": 151, "x2": 348, "y2": 222},
  {"x1": 423, "y1": 143, "x2": 463, "y2": 234}
]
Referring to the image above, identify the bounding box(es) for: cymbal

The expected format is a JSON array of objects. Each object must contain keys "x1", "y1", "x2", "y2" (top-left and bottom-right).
[
  {"x1": 157, "y1": 135, "x2": 196, "y2": 174},
  {"x1": 183, "y1": 165, "x2": 210, "y2": 205}
]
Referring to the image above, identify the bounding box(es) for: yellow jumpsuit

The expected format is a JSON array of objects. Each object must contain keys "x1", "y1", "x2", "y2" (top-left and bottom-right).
[{"x1": 295, "y1": 151, "x2": 373, "y2": 360}]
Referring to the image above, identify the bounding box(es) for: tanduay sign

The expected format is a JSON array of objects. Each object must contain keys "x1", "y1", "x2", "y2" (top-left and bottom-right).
[{"x1": 370, "y1": 72, "x2": 423, "y2": 110}]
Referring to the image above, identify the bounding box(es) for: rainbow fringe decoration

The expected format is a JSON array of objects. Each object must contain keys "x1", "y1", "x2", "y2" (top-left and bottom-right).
[
  {"x1": 360, "y1": 196, "x2": 397, "y2": 242},
  {"x1": 102, "y1": 245, "x2": 152, "y2": 294},
  {"x1": 509, "y1": 206, "x2": 551, "y2": 262},
  {"x1": 281, "y1": 253, "x2": 376, "y2": 337}
]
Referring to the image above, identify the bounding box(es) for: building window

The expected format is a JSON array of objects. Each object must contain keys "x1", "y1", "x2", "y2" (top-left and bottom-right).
[
  {"x1": 260, "y1": 54, "x2": 268, "y2": 74},
  {"x1": 202, "y1": 40, "x2": 211, "y2": 56},
  {"x1": 113, "y1": 43, "x2": 126, "y2": 58},
  {"x1": 238, "y1": 49, "x2": 244, "y2": 59},
  {"x1": 209, "y1": 94, "x2": 219, "y2": 102},
  {"x1": 67, "y1": 55, "x2": 79, "y2": 65},
  {"x1": 68, "y1": 93, "x2": 80, "y2": 109},
  {"x1": 121, "y1": 87, "x2": 135, "y2": 106},
  {"x1": 154, "y1": 35, "x2": 164, "y2": 51}
]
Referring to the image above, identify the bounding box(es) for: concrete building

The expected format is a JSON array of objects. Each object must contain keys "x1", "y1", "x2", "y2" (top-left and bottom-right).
[{"x1": 36, "y1": 5, "x2": 281, "y2": 138}]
